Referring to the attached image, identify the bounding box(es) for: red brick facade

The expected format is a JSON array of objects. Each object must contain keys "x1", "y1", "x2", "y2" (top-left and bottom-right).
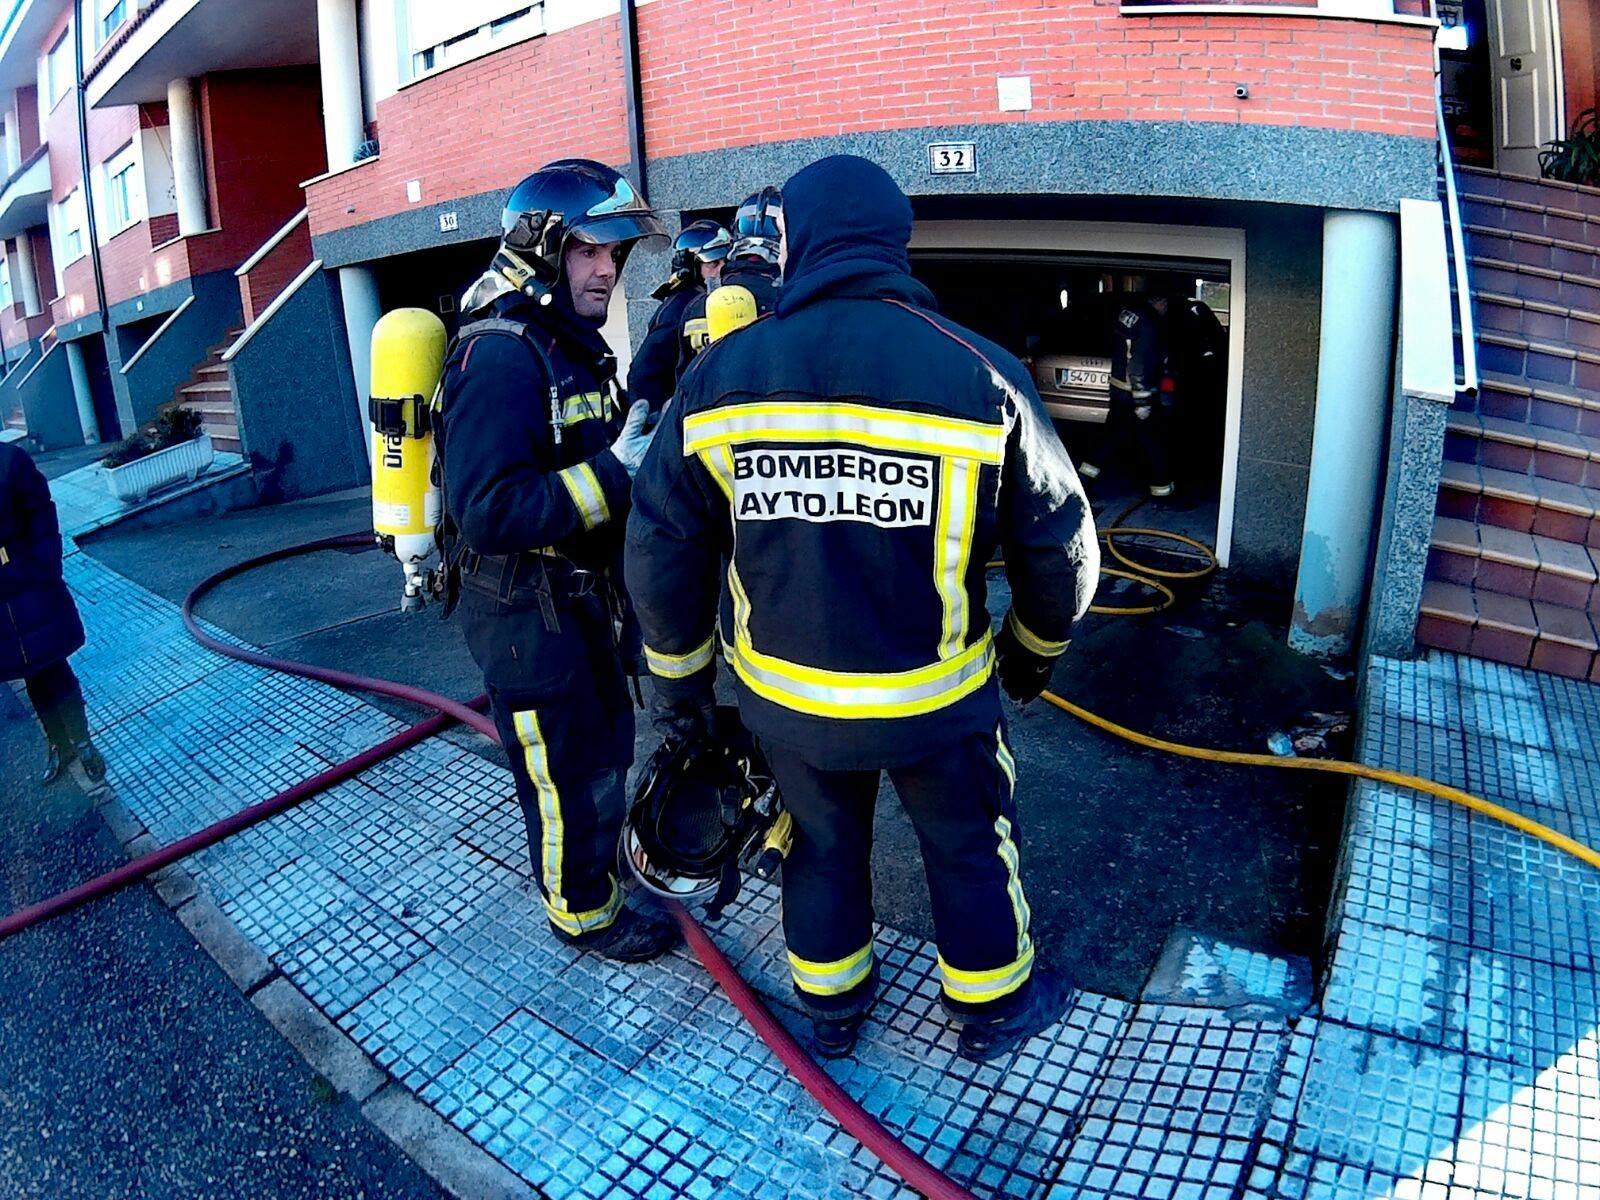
[
  {"x1": 239, "y1": 218, "x2": 313, "y2": 325},
  {"x1": 306, "y1": 15, "x2": 627, "y2": 242},
  {"x1": 306, "y1": 0, "x2": 1436, "y2": 240}
]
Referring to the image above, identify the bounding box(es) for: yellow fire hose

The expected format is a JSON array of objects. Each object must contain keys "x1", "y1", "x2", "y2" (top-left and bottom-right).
[{"x1": 1018, "y1": 505, "x2": 1600, "y2": 876}]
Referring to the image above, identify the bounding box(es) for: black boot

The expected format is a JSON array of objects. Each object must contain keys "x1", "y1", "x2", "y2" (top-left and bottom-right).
[
  {"x1": 956, "y1": 969, "x2": 1074, "y2": 1063},
  {"x1": 39, "y1": 744, "x2": 69, "y2": 785},
  {"x1": 74, "y1": 739, "x2": 106, "y2": 785},
  {"x1": 810, "y1": 1012, "x2": 866, "y2": 1060},
  {"x1": 562, "y1": 905, "x2": 681, "y2": 963}
]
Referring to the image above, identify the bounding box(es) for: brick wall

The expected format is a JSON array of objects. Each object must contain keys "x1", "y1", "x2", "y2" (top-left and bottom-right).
[
  {"x1": 240, "y1": 218, "x2": 313, "y2": 324},
  {"x1": 193, "y1": 68, "x2": 326, "y2": 276},
  {"x1": 638, "y1": 0, "x2": 1437, "y2": 158},
  {"x1": 1559, "y1": 0, "x2": 1598, "y2": 129},
  {"x1": 307, "y1": 16, "x2": 627, "y2": 237},
  {"x1": 15, "y1": 86, "x2": 39, "y2": 159}
]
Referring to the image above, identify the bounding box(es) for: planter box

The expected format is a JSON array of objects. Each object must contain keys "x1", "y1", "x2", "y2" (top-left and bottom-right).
[{"x1": 104, "y1": 432, "x2": 215, "y2": 504}]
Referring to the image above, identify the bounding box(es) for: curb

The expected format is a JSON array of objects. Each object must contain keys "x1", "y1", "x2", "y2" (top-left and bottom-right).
[{"x1": 95, "y1": 790, "x2": 539, "y2": 1200}]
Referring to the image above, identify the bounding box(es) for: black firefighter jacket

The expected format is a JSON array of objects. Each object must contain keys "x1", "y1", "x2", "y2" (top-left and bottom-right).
[
  {"x1": 0, "y1": 441, "x2": 86, "y2": 681},
  {"x1": 625, "y1": 274, "x2": 1099, "y2": 771},
  {"x1": 435, "y1": 294, "x2": 631, "y2": 575}
]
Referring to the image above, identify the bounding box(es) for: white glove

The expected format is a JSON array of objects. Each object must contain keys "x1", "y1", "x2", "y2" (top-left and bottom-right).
[{"x1": 610, "y1": 399, "x2": 655, "y2": 478}]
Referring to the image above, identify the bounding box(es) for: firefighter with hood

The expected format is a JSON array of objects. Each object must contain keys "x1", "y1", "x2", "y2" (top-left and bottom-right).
[
  {"x1": 625, "y1": 155, "x2": 1099, "y2": 1061},
  {"x1": 435, "y1": 158, "x2": 677, "y2": 962},
  {"x1": 630, "y1": 220, "x2": 731, "y2": 412},
  {"x1": 675, "y1": 186, "x2": 783, "y2": 377}
]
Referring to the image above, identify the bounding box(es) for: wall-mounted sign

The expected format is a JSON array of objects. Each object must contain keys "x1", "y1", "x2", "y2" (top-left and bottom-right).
[
  {"x1": 439, "y1": 212, "x2": 459, "y2": 232},
  {"x1": 928, "y1": 142, "x2": 977, "y2": 175}
]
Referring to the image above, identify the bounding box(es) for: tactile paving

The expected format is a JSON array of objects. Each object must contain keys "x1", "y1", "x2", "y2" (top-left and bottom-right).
[
  {"x1": 1449, "y1": 1044, "x2": 1600, "y2": 1197},
  {"x1": 1320, "y1": 921, "x2": 1467, "y2": 1049},
  {"x1": 278, "y1": 901, "x2": 431, "y2": 1019},
  {"x1": 1468, "y1": 816, "x2": 1600, "y2": 970},
  {"x1": 1277, "y1": 1020, "x2": 1466, "y2": 1180},
  {"x1": 1462, "y1": 951, "x2": 1600, "y2": 1071},
  {"x1": 1337, "y1": 831, "x2": 1471, "y2": 945}
]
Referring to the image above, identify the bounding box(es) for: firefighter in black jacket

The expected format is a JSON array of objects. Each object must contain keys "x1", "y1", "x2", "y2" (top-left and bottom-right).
[
  {"x1": 625, "y1": 155, "x2": 1099, "y2": 1061},
  {"x1": 1081, "y1": 291, "x2": 1175, "y2": 497},
  {"x1": 435, "y1": 159, "x2": 677, "y2": 962},
  {"x1": 675, "y1": 187, "x2": 783, "y2": 378},
  {"x1": 630, "y1": 220, "x2": 730, "y2": 412}
]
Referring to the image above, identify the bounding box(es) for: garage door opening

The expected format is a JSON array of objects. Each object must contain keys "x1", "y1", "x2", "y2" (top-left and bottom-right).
[{"x1": 911, "y1": 251, "x2": 1232, "y2": 569}]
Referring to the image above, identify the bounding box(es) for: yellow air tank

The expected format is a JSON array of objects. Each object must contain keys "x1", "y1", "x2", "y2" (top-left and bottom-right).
[
  {"x1": 369, "y1": 308, "x2": 448, "y2": 611},
  {"x1": 706, "y1": 285, "x2": 757, "y2": 343}
]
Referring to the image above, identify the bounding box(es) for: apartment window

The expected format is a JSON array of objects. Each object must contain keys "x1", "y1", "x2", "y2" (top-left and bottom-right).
[
  {"x1": 99, "y1": 0, "x2": 127, "y2": 44},
  {"x1": 45, "y1": 29, "x2": 73, "y2": 108},
  {"x1": 103, "y1": 142, "x2": 142, "y2": 233},
  {"x1": 54, "y1": 189, "x2": 85, "y2": 264},
  {"x1": 409, "y1": 3, "x2": 543, "y2": 78}
]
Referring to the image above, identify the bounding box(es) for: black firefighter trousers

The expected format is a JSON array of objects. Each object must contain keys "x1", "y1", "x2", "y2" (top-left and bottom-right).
[
  {"x1": 459, "y1": 586, "x2": 635, "y2": 940},
  {"x1": 765, "y1": 722, "x2": 1036, "y2": 1023}
]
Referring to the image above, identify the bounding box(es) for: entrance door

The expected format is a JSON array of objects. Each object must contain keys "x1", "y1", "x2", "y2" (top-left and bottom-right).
[
  {"x1": 78, "y1": 334, "x2": 121, "y2": 442},
  {"x1": 1489, "y1": 0, "x2": 1563, "y2": 176}
]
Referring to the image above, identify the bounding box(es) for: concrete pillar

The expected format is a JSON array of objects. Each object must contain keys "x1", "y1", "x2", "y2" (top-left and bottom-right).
[
  {"x1": 338, "y1": 264, "x2": 381, "y2": 461},
  {"x1": 64, "y1": 338, "x2": 100, "y2": 446},
  {"x1": 166, "y1": 77, "x2": 209, "y2": 235},
  {"x1": 317, "y1": 0, "x2": 365, "y2": 170},
  {"x1": 1289, "y1": 210, "x2": 1399, "y2": 658},
  {"x1": 14, "y1": 230, "x2": 40, "y2": 315}
]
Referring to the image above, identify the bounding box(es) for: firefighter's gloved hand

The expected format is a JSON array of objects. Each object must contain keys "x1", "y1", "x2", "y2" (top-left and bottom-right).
[
  {"x1": 1134, "y1": 404, "x2": 1153, "y2": 422},
  {"x1": 994, "y1": 620, "x2": 1057, "y2": 705},
  {"x1": 610, "y1": 399, "x2": 655, "y2": 478}
]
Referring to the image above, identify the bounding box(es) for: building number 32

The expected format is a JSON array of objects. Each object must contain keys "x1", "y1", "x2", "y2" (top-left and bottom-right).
[{"x1": 927, "y1": 142, "x2": 977, "y2": 175}]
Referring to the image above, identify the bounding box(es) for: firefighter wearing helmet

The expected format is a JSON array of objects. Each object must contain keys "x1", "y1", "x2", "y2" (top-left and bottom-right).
[
  {"x1": 675, "y1": 186, "x2": 784, "y2": 379},
  {"x1": 432, "y1": 158, "x2": 679, "y2": 962},
  {"x1": 629, "y1": 219, "x2": 731, "y2": 412}
]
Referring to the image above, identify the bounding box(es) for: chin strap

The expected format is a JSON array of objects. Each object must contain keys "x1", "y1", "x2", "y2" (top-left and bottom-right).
[{"x1": 704, "y1": 858, "x2": 742, "y2": 924}]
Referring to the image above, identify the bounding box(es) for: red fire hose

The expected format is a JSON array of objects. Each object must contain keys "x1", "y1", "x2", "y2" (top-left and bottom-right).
[{"x1": 1, "y1": 535, "x2": 978, "y2": 1200}]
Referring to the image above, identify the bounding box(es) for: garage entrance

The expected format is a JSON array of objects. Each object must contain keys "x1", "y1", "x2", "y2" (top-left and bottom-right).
[{"x1": 909, "y1": 220, "x2": 1245, "y2": 566}]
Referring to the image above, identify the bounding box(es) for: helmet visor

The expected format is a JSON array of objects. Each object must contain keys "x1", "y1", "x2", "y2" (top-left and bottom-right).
[{"x1": 569, "y1": 210, "x2": 669, "y2": 247}]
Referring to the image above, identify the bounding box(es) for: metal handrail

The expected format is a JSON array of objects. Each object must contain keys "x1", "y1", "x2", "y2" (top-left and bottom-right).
[{"x1": 1433, "y1": 15, "x2": 1478, "y2": 398}]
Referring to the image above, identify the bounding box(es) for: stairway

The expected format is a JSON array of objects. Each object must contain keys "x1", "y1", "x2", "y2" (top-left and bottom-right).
[
  {"x1": 165, "y1": 329, "x2": 244, "y2": 454},
  {"x1": 1418, "y1": 167, "x2": 1600, "y2": 682}
]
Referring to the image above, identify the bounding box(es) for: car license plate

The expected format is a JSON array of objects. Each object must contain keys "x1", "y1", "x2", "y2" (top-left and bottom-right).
[{"x1": 1057, "y1": 364, "x2": 1109, "y2": 389}]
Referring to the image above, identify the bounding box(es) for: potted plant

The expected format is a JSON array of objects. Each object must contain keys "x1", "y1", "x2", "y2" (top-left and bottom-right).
[
  {"x1": 1539, "y1": 108, "x2": 1600, "y2": 187},
  {"x1": 101, "y1": 407, "x2": 215, "y2": 503}
]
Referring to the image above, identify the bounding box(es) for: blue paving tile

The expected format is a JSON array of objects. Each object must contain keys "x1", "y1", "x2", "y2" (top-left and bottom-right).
[
  {"x1": 277, "y1": 902, "x2": 431, "y2": 1019},
  {"x1": 215, "y1": 852, "x2": 364, "y2": 957},
  {"x1": 1346, "y1": 781, "x2": 1472, "y2": 863},
  {"x1": 341, "y1": 952, "x2": 522, "y2": 1091},
  {"x1": 1366, "y1": 652, "x2": 1461, "y2": 732},
  {"x1": 1468, "y1": 817, "x2": 1600, "y2": 971},
  {"x1": 1462, "y1": 951, "x2": 1600, "y2": 1071},
  {"x1": 1280, "y1": 1020, "x2": 1465, "y2": 1180},
  {"x1": 1451, "y1": 1047, "x2": 1600, "y2": 1197},
  {"x1": 1360, "y1": 716, "x2": 1469, "y2": 791},
  {"x1": 1464, "y1": 736, "x2": 1598, "y2": 815},
  {"x1": 1320, "y1": 920, "x2": 1468, "y2": 1050},
  {"x1": 1337, "y1": 834, "x2": 1470, "y2": 945}
]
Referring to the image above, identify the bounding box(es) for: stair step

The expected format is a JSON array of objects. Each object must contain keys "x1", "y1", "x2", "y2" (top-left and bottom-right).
[
  {"x1": 1472, "y1": 328, "x2": 1600, "y2": 396},
  {"x1": 1465, "y1": 370, "x2": 1600, "y2": 436},
  {"x1": 1458, "y1": 165, "x2": 1600, "y2": 222},
  {"x1": 184, "y1": 400, "x2": 237, "y2": 418},
  {"x1": 1427, "y1": 513, "x2": 1597, "y2": 609},
  {"x1": 1458, "y1": 191, "x2": 1599, "y2": 247},
  {"x1": 180, "y1": 380, "x2": 234, "y2": 396},
  {"x1": 1444, "y1": 411, "x2": 1600, "y2": 488},
  {"x1": 1468, "y1": 256, "x2": 1600, "y2": 313},
  {"x1": 1464, "y1": 223, "x2": 1600, "y2": 279},
  {"x1": 1415, "y1": 578, "x2": 1600, "y2": 680},
  {"x1": 195, "y1": 363, "x2": 228, "y2": 377},
  {"x1": 1436, "y1": 459, "x2": 1600, "y2": 545},
  {"x1": 1469, "y1": 291, "x2": 1600, "y2": 355}
]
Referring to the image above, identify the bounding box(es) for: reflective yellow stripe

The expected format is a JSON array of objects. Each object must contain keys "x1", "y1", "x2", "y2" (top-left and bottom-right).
[
  {"x1": 939, "y1": 943, "x2": 1034, "y2": 1005},
  {"x1": 559, "y1": 390, "x2": 607, "y2": 426},
  {"x1": 513, "y1": 710, "x2": 565, "y2": 906},
  {"x1": 729, "y1": 629, "x2": 994, "y2": 720},
  {"x1": 698, "y1": 446, "x2": 735, "y2": 503},
  {"x1": 936, "y1": 458, "x2": 980, "y2": 659},
  {"x1": 995, "y1": 814, "x2": 1032, "y2": 958},
  {"x1": 682, "y1": 402, "x2": 1005, "y2": 464},
  {"x1": 646, "y1": 636, "x2": 715, "y2": 680},
  {"x1": 996, "y1": 724, "x2": 1017, "y2": 795},
  {"x1": 558, "y1": 462, "x2": 610, "y2": 530},
  {"x1": 685, "y1": 317, "x2": 710, "y2": 351},
  {"x1": 545, "y1": 879, "x2": 623, "y2": 935},
  {"x1": 789, "y1": 942, "x2": 874, "y2": 996},
  {"x1": 1006, "y1": 609, "x2": 1068, "y2": 658}
]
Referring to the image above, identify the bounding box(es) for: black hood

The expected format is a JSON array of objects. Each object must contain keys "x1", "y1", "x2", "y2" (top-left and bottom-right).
[{"x1": 776, "y1": 155, "x2": 935, "y2": 316}]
